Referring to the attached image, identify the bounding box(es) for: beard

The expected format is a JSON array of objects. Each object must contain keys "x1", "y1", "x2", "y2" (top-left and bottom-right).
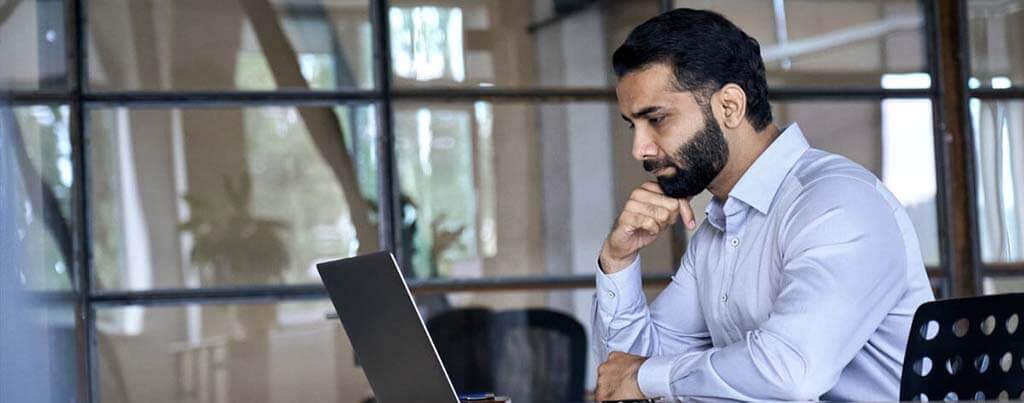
[{"x1": 643, "y1": 106, "x2": 729, "y2": 199}]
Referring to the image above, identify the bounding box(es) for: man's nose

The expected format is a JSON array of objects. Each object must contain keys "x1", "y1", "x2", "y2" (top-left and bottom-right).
[{"x1": 632, "y1": 132, "x2": 658, "y2": 161}]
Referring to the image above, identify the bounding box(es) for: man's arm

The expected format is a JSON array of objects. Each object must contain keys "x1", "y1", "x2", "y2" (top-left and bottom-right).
[
  {"x1": 639, "y1": 177, "x2": 910, "y2": 401},
  {"x1": 593, "y1": 243, "x2": 712, "y2": 360},
  {"x1": 592, "y1": 182, "x2": 710, "y2": 400}
]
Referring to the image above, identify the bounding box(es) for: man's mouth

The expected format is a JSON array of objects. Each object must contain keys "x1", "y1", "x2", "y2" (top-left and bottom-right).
[{"x1": 654, "y1": 166, "x2": 675, "y2": 176}]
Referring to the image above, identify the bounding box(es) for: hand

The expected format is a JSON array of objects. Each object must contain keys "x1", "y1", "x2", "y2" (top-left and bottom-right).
[
  {"x1": 600, "y1": 181, "x2": 696, "y2": 273},
  {"x1": 596, "y1": 351, "x2": 648, "y2": 401}
]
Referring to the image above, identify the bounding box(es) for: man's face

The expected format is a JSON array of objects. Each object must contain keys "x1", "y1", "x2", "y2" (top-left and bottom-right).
[{"x1": 616, "y1": 63, "x2": 729, "y2": 199}]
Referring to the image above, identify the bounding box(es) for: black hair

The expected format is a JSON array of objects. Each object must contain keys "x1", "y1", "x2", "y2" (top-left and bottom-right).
[{"x1": 612, "y1": 8, "x2": 772, "y2": 131}]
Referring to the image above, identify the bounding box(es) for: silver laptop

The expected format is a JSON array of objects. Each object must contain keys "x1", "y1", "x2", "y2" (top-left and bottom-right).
[{"x1": 317, "y1": 252, "x2": 460, "y2": 403}]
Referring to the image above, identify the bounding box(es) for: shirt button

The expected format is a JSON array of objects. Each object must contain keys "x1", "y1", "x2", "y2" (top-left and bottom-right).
[
  {"x1": 607, "y1": 291, "x2": 615, "y2": 298},
  {"x1": 721, "y1": 294, "x2": 728, "y2": 303},
  {"x1": 730, "y1": 238, "x2": 740, "y2": 247}
]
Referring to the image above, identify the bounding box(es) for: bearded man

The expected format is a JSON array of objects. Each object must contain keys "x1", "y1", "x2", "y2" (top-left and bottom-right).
[{"x1": 592, "y1": 8, "x2": 934, "y2": 402}]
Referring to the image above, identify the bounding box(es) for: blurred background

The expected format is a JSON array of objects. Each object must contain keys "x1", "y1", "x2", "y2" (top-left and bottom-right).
[{"x1": 1, "y1": 0, "x2": 1022, "y2": 401}]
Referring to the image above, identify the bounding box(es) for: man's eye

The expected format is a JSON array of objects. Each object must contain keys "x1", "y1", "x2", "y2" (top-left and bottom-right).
[{"x1": 650, "y1": 116, "x2": 664, "y2": 125}]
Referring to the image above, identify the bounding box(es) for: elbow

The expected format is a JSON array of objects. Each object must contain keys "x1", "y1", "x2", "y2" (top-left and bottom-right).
[
  {"x1": 744, "y1": 332, "x2": 833, "y2": 401},
  {"x1": 755, "y1": 366, "x2": 829, "y2": 401},
  {"x1": 771, "y1": 378, "x2": 829, "y2": 401}
]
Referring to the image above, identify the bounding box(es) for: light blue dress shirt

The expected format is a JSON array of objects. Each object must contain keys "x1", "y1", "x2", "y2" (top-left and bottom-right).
[{"x1": 593, "y1": 124, "x2": 935, "y2": 401}]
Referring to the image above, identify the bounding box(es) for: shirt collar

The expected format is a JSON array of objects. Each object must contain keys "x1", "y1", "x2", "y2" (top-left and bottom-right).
[{"x1": 723, "y1": 123, "x2": 810, "y2": 215}]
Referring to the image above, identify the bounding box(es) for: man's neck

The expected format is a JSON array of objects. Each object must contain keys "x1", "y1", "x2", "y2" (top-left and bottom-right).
[{"x1": 707, "y1": 124, "x2": 782, "y2": 201}]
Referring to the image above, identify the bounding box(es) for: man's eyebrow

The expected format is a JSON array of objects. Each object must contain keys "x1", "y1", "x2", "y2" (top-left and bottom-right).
[{"x1": 627, "y1": 106, "x2": 666, "y2": 119}]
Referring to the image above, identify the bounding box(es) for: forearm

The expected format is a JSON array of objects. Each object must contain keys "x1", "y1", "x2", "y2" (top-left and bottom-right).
[{"x1": 593, "y1": 256, "x2": 660, "y2": 357}]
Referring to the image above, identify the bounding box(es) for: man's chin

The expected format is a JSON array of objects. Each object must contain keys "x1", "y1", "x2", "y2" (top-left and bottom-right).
[{"x1": 655, "y1": 179, "x2": 702, "y2": 199}]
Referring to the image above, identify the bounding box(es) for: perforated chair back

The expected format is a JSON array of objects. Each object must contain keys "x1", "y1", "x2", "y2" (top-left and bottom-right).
[{"x1": 900, "y1": 293, "x2": 1024, "y2": 401}]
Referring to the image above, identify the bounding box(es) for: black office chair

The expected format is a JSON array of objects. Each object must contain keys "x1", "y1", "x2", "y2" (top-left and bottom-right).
[
  {"x1": 426, "y1": 308, "x2": 497, "y2": 396},
  {"x1": 426, "y1": 308, "x2": 587, "y2": 402},
  {"x1": 900, "y1": 293, "x2": 1024, "y2": 401},
  {"x1": 491, "y1": 309, "x2": 587, "y2": 403}
]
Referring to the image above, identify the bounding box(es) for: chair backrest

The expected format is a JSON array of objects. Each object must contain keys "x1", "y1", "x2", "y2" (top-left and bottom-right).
[
  {"x1": 425, "y1": 308, "x2": 496, "y2": 395},
  {"x1": 491, "y1": 309, "x2": 587, "y2": 403},
  {"x1": 900, "y1": 293, "x2": 1024, "y2": 401},
  {"x1": 425, "y1": 308, "x2": 587, "y2": 402}
]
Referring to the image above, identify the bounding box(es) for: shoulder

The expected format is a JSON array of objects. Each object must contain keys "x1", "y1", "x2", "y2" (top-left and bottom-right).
[{"x1": 778, "y1": 149, "x2": 901, "y2": 243}]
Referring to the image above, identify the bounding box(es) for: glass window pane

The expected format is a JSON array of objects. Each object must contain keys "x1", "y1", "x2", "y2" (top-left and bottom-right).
[
  {"x1": 0, "y1": 104, "x2": 79, "y2": 401},
  {"x1": 2, "y1": 105, "x2": 74, "y2": 291},
  {"x1": 982, "y1": 276, "x2": 1024, "y2": 294},
  {"x1": 393, "y1": 101, "x2": 678, "y2": 281},
  {"x1": 95, "y1": 290, "x2": 642, "y2": 402},
  {"x1": 771, "y1": 100, "x2": 941, "y2": 267},
  {"x1": 673, "y1": 0, "x2": 929, "y2": 88},
  {"x1": 89, "y1": 105, "x2": 379, "y2": 290},
  {"x1": 86, "y1": 0, "x2": 374, "y2": 91},
  {"x1": 95, "y1": 300, "x2": 373, "y2": 403},
  {"x1": 388, "y1": 0, "x2": 657, "y2": 89},
  {"x1": 968, "y1": 0, "x2": 1024, "y2": 89},
  {"x1": 972, "y1": 99, "x2": 1024, "y2": 263},
  {"x1": 0, "y1": 0, "x2": 66, "y2": 90}
]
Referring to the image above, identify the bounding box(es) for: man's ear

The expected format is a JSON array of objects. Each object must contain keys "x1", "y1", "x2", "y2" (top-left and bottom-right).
[{"x1": 716, "y1": 83, "x2": 747, "y2": 130}]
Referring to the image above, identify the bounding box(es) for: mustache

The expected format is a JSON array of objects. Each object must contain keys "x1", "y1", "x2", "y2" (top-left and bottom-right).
[{"x1": 643, "y1": 158, "x2": 676, "y2": 173}]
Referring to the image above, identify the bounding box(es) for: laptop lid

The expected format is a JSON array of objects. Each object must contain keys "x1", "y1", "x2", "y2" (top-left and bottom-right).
[{"x1": 317, "y1": 252, "x2": 460, "y2": 403}]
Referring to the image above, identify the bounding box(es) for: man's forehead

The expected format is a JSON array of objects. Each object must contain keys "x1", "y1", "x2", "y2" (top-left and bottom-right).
[
  {"x1": 617, "y1": 83, "x2": 699, "y2": 118},
  {"x1": 616, "y1": 63, "x2": 678, "y2": 93}
]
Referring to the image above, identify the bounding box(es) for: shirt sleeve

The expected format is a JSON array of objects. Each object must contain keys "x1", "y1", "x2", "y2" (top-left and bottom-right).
[
  {"x1": 645, "y1": 177, "x2": 910, "y2": 401},
  {"x1": 592, "y1": 234, "x2": 713, "y2": 396}
]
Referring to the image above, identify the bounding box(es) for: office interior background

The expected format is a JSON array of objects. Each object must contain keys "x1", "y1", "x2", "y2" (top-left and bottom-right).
[{"x1": 1, "y1": 0, "x2": 1023, "y2": 401}]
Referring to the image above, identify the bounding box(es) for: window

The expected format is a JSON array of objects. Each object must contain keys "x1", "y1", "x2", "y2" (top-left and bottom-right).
[
  {"x1": 4, "y1": 0, "x2": 1017, "y2": 400},
  {"x1": 968, "y1": 0, "x2": 1024, "y2": 291}
]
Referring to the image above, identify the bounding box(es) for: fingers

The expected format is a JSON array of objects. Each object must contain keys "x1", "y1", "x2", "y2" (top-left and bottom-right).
[
  {"x1": 632, "y1": 182, "x2": 680, "y2": 212},
  {"x1": 636, "y1": 182, "x2": 697, "y2": 230},
  {"x1": 679, "y1": 198, "x2": 696, "y2": 230},
  {"x1": 617, "y1": 211, "x2": 661, "y2": 236},
  {"x1": 624, "y1": 200, "x2": 678, "y2": 228},
  {"x1": 596, "y1": 353, "x2": 623, "y2": 400}
]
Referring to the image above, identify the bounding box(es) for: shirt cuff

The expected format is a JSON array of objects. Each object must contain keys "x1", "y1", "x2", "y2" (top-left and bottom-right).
[
  {"x1": 595, "y1": 256, "x2": 642, "y2": 317},
  {"x1": 638, "y1": 354, "x2": 676, "y2": 399}
]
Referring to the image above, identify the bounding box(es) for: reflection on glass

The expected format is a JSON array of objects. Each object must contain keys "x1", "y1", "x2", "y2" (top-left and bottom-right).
[
  {"x1": 96, "y1": 301, "x2": 372, "y2": 403},
  {"x1": 675, "y1": 0, "x2": 928, "y2": 87},
  {"x1": 972, "y1": 99, "x2": 1024, "y2": 263},
  {"x1": 87, "y1": 0, "x2": 373, "y2": 91},
  {"x1": 0, "y1": 0, "x2": 66, "y2": 90},
  {"x1": 968, "y1": 0, "x2": 1024, "y2": 89},
  {"x1": 773, "y1": 100, "x2": 940, "y2": 266},
  {"x1": 0, "y1": 104, "x2": 78, "y2": 401},
  {"x1": 390, "y1": 0, "x2": 619, "y2": 88},
  {"x1": 3, "y1": 105, "x2": 74, "y2": 291},
  {"x1": 394, "y1": 101, "x2": 666, "y2": 282},
  {"x1": 395, "y1": 103, "x2": 486, "y2": 279},
  {"x1": 390, "y1": 6, "x2": 465, "y2": 83},
  {"x1": 89, "y1": 105, "x2": 378, "y2": 290}
]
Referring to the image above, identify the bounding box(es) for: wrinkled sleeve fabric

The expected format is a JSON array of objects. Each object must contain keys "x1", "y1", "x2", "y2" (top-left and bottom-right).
[
  {"x1": 638, "y1": 178, "x2": 909, "y2": 401},
  {"x1": 592, "y1": 231, "x2": 713, "y2": 397}
]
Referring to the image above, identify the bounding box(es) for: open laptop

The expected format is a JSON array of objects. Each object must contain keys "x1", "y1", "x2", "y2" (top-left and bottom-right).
[{"x1": 317, "y1": 251, "x2": 462, "y2": 403}]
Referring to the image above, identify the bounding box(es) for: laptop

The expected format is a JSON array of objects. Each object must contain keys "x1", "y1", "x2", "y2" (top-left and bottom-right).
[{"x1": 317, "y1": 251, "x2": 462, "y2": 403}]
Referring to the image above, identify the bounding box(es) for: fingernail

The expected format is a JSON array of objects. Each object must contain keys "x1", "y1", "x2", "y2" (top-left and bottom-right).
[{"x1": 688, "y1": 220, "x2": 696, "y2": 229}]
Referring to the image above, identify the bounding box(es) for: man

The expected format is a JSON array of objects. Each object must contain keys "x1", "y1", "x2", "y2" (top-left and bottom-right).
[{"x1": 592, "y1": 9, "x2": 934, "y2": 402}]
